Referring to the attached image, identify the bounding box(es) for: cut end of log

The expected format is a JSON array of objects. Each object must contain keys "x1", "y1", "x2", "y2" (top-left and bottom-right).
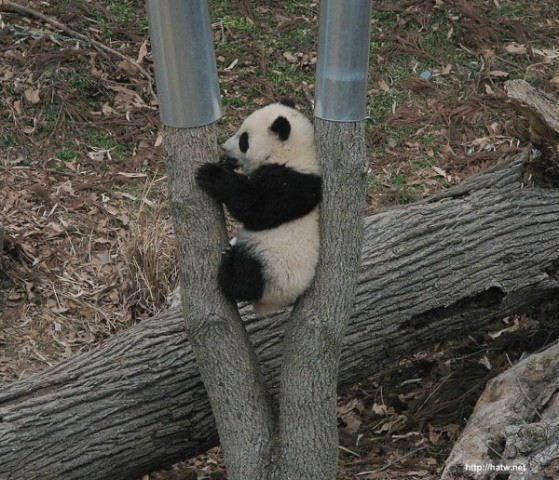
[
  {"x1": 505, "y1": 79, "x2": 559, "y2": 145},
  {"x1": 522, "y1": 148, "x2": 559, "y2": 189},
  {"x1": 504, "y1": 80, "x2": 559, "y2": 189}
]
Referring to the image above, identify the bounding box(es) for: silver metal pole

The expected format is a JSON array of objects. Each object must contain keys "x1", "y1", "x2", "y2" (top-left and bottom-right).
[
  {"x1": 146, "y1": 0, "x2": 221, "y2": 127},
  {"x1": 314, "y1": 0, "x2": 372, "y2": 122}
]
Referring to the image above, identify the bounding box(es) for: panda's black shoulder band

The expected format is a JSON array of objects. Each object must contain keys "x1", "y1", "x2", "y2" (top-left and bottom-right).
[{"x1": 237, "y1": 164, "x2": 321, "y2": 231}]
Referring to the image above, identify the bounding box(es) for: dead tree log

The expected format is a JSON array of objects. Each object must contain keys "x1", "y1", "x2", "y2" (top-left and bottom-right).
[
  {"x1": 440, "y1": 79, "x2": 559, "y2": 480},
  {"x1": 442, "y1": 341, "x2": 559, "y2": 480},
  {"x1": 1, "y1": 149, "x2": 559, "y2": 480}
]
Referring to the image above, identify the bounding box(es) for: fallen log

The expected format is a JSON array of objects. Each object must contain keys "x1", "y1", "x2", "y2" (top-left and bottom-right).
[
  {"x1": 1, "y1": 146, "x2": 558, "y2": 479},
  {"x1": 440, "y1": 79, "x2": 559, "y2": 480},
  {"x1": 442, "y1": 341, "x2": 559, "y2": 480}
]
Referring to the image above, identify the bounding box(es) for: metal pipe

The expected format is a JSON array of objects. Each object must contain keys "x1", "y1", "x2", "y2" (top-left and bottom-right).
[
  {"x1": 314, "y1": 0, "x2": 372, "y2": 122},
  {"x1": 146, "y1": 0, "x2": 221, "y2": 127}
]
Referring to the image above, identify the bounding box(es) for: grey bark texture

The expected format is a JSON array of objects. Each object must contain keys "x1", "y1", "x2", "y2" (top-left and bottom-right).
[
  {"x1": 163, "y1": 125, "x2": 274, "y2": 480},
  {"x1": 274, "y1": 120, "x2": 367, "y2": 480},
  {"x1": 1, "y1": 146, "x2": 558, "y2": 479},
  {"x1": 505, "y1": 79, "x2": 559, "y2": 144},
  {"x1": 442, "y1": 341, "x2": 559, "y2": 480}
]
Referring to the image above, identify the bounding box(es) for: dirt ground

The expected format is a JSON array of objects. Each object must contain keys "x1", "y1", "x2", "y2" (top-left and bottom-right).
[{"x1": 1, "y1": 0, "x2": 559, "y2": 479}]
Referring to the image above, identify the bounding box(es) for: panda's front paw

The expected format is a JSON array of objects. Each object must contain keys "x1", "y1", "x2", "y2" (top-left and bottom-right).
[
  {"x1": 196, "y1": 162, "x2": 245, "y2": 203},
  {"x1": 196, "y1": 163, "x2": 225, "y2": 191}
]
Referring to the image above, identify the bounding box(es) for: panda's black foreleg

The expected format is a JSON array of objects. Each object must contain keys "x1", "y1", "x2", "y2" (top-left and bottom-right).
[
  {"x1": 218, "y1": 245, "x2": 265, "y2": 302},
  {"x1": 196, "y1": 163, "x2": 249, "y2": 204}
]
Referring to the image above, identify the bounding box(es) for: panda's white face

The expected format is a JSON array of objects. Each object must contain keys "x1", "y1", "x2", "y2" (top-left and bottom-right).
[{"x1": 223, "y1": 103, "x2": 319, "y2": 175}]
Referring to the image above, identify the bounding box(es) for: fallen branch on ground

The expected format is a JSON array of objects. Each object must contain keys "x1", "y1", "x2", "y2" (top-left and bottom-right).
[{"x1": 441, "y1": 78, "x2": 559, "y2": 480}]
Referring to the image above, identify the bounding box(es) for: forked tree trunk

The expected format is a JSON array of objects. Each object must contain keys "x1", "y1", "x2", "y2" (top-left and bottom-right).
[
  {"x1": 1, "y1": 146, "x2": 559, "y2": 479},
  {"x1": 163, "y1": 117, "x2": 367, "y2": 480}
]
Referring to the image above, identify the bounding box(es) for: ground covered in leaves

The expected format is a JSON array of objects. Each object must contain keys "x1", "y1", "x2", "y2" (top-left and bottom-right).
[{"x1": 1, "y1": 0, "x2": 559, "y2": 479}]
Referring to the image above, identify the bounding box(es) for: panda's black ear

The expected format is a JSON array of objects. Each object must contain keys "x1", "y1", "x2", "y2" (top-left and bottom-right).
[
  {"x1": 270, "y1": 116, "x2": 291, "y2": 141},
  {"x1": 279, "y1": 97, "x2": 296, "y2": 109}
]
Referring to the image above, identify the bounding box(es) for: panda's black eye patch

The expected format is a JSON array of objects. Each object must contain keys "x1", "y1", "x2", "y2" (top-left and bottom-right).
[
  {"x1": 270, "y1": 116, "x2": 291, "y2": 141},
  {"x1": 239, "y1": 132, "x2": 249, "y2": 153}
]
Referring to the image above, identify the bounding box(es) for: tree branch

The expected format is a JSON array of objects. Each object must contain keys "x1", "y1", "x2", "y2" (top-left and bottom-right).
[{"x1": 442, "y1": 341, "x2": 559, "y2": 480}]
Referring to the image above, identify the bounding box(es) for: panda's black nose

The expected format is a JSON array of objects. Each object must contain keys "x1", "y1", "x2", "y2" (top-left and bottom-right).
[{"x1": 219, "y1": 155, "x2": 239, "y2": 170}]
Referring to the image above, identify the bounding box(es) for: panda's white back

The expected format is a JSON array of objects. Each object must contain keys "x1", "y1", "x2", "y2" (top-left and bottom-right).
[{"x1": 238, "y1": 209, "x2": 320, "y2": 315}]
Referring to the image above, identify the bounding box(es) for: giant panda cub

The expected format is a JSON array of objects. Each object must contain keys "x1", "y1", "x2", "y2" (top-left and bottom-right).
[{"x1": 196, "y1": 98, "x2": 321, "y2": 316}]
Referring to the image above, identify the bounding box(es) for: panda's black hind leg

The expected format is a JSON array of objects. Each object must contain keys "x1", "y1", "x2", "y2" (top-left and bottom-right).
[{"x1": 218, "y1": 244, "x2": 265, "y2": 302}]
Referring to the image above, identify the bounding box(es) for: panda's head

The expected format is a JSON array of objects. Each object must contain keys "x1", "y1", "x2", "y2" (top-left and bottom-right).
[{"x1": 223, "y1": 99, "x2": 318, "y2": 175}]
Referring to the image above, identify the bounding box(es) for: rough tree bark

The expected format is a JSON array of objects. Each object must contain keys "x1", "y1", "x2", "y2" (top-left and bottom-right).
[
  {"x1": 274, "y1": 120, "x2": 367, "y2": 480},
  {"x1": 505, "y1": 79, "x2": 559, "y2": 144},
  {"x1": 163, "y1": 125, "x2": 274, "y2": 480},
  {"x1": 163, "y1": 111, "x2": 367, "y2": 480},
  {"x1": 1, "y1": 147, "x2": 559, "y2": 479}
]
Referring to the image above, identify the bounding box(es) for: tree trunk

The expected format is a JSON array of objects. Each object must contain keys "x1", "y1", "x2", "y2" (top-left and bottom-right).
[
  {"x1": 273, "y1": 120, "x2": 367, "y2": 480},
  {"x1": 163, "y1": 125, "x2": 274, "y2": 480},
  {"x1": 442, "y1": 341, "x2": 559, "y2": 480},
  {"x1": 163, "y1": 113, "x2": 368, "y2": 480},
  {"x1": 1, "y1": 147, "x2": 559, "y2": 479}
]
